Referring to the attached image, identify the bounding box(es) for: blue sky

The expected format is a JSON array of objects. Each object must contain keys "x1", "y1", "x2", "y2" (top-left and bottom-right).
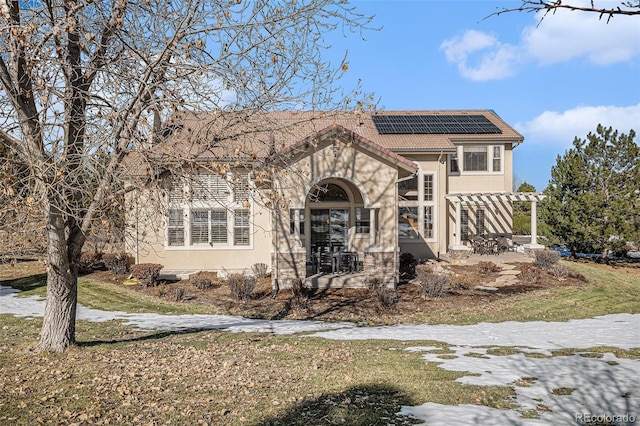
[{"x1": 326, "y1": 0, "x2": 640, "y2": 191}]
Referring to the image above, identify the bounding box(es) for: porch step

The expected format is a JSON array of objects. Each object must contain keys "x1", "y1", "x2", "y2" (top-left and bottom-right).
[
  {"x1": 305, "y1": 273, "x2": 365, "y2": 289},
  {"x1": 159, "y1": 269, "x2": 201, "y2": 281}
]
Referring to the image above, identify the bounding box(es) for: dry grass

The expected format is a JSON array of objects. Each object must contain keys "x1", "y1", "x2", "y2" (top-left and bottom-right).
[
  {"x1": 0, "y1": 316, "x2": 515, "y2": 426},
  {"x1": 1, "y1": 260, "x2": 639, "y2": 425}
]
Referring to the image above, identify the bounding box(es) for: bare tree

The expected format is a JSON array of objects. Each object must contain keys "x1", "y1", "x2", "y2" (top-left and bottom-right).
[
  {"x1": 0, "y1": 0, "x2": 374, "y2": 352},
  {"x1": 490, "y1": 1, "x2": 640, "y2": 23}
]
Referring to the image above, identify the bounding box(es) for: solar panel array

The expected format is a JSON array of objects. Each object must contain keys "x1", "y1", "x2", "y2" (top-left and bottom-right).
[{"x1": 372, "y1": 114, "x2": 502, "y2": 135}]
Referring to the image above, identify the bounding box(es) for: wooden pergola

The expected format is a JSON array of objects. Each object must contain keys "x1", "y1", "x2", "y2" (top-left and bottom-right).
[{"x1": 444, "y1": 192, "x2": 546, "y2": 250}]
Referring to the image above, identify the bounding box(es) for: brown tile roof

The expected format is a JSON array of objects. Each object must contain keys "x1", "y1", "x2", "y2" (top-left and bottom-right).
[
  {"x1": 148, "y1": 109, "x2": 523, "y2": 164},
  {"x1": 276, "y1": 124, "x2": 418, "y2": 172}
]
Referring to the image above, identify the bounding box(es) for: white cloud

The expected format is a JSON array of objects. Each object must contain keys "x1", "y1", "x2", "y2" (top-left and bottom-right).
[
  {"x1": 523, "y1": 2, "x2": 640, "y2": 66},
  {"x1": 442, "y1": 1, "x2": 640, "y2": 80},
  {"x1": 439, "y1": 30, "x2": 520, "y2": 81},
  {"x1": 515, "y1": 103, "x2": 640, "y2": 146}
]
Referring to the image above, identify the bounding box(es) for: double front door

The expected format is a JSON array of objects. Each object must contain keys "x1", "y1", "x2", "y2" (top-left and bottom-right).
[{"x1": 310, "y1": 208, "x2": 348, "y2": 254}]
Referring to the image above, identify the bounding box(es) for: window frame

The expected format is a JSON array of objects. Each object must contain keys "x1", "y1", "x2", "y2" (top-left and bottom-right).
[
  {"x1": 398, "y1": 171, "x2": 437, "y2": 242},
  {"x1": 165, "y1": 171, "x2": 253, "y2": 250}
]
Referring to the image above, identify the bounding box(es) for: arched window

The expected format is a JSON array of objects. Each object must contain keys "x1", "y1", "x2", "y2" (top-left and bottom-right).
[{"x1": 311, "y1": 183, "x2": 349, "y2": 202}]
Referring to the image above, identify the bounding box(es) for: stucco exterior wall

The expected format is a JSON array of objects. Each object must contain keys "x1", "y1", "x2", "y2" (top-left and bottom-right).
[{"x1": 126, "y1": 192, "x2": 273, "y2": 274}]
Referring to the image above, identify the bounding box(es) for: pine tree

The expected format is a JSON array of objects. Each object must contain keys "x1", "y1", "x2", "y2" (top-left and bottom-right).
[{"x1": 541, "y1": 125, "x2": 639, "y2": 255}]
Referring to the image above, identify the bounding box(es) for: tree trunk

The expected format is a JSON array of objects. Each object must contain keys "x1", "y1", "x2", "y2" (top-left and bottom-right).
[
  {"x1": 36, "y1": 267, "x2": 78, "y2": 353},
  {"x1": 35, "y1": 211, "x2": 79, "y2": 353}
]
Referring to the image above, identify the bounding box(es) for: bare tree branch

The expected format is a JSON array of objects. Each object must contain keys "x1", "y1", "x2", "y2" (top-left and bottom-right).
[{"x1": 488, "y1": 1, "x2": 640, "y2": 24}]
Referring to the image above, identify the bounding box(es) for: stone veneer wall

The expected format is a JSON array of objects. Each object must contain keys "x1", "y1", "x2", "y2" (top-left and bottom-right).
[
  {"x1": 271, "y1": 249, "x2": 306, "y2": 289},
  {"x1": 363, "y1": 251, "x2": 396, "y2": 287}
]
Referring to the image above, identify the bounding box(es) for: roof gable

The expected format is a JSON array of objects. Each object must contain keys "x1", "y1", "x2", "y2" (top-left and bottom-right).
[{"x1": 274, "y1": 124, "x2": 418, "y2": 173}]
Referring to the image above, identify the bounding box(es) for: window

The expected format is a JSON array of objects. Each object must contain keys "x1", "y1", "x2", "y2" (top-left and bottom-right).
[
  {"x1": 168, "y1": 209, "x2": 185, "y2": 246},
  {"x1": 476, "y1": 209, "x2": 485, "y2": 237},
  {"x1": 211, "y1": 210, "x2": 228, "y2": 244},
  {"x1": 167, "y1": 171, "x2": 252, "y2": 249},
  {"x1": 449, "y1": 153, "x2": 459, "y2": 173},
  {"x1": 399, "y1": 207, "x2": 419, "y2": 239},
  {"x1": 191, "y1": 210, "x2": 209, "y2": 245},
  {"x1": 424, "y1": 206, "x2": 433, "y2": 239},
  {"x1": 234, "y1": 209, "x2": 250, "y2": 246},
  {"x1": 233, "y1": 173, "x2": 250, "y2": 204},
  {"x1": 356, "y1": 208, "x2": 370, "y2": 233},
  {"x1": 191, "y1": 174, "x2": 228, "y2": 201},
  {"x1": 423, "y1": 174, "x2": 433, "y2": 201},
  {"x1": 461, "y1": 209, "x2": 469, "y2": 241},
  {"x1": 191, "y1": 210, "x2": 228, "y2": 245},
  {"x1": 398, "y1": 176, "x2": 418, "y2": 201},
  {"x1": 463, "y1": 146, "x2": 487, "y2": 172},
  {"x1": 311, "y1": 183, "x2": 349, "y2": 202},
  {"x1": 492, "y1": 146, "x2": 501, "y2": 172},
  {"x1": 289, "y1": 209, "x2": 305, "y2": 236}
]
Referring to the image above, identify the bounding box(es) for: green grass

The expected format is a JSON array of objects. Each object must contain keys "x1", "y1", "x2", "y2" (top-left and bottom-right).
[{"x1": 408, "y1": 261, "x2": 640, "y2": 325}]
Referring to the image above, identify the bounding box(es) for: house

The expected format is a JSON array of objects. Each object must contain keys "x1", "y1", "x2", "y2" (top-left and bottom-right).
[{"x1": 126, "y1": 110, "x2": 544, "y2": 288}]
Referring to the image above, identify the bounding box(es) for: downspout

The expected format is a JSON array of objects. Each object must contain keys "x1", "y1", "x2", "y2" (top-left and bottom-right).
[{"x1": 272, "y1": 179, "x2": 280, "y2": 298}]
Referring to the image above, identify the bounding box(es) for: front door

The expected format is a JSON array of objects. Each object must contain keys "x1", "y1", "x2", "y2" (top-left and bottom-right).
[{"x1": 310, "y1": 208, "x2": 349, "y2": 253}]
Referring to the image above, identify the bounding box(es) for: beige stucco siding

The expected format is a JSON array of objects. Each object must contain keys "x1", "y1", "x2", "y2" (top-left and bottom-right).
[
  {"x1": 126, "y1": 193, "x2": 272, "y2": 274},
  {"x1": 273, "y1": 136, "x2": 400, "y2": 254}
]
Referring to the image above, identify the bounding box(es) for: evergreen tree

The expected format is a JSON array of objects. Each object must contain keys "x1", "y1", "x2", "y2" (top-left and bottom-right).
[
  {"x1": 513, "y1": 182, "x2": 536, "y2": 235},
  {"x1": 541, "y1": 125, "x2": 639, "y2": 255}
]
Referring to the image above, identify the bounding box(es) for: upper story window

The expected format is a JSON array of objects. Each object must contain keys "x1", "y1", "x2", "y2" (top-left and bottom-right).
[
  {"x1": 463, "y1": 146, "x2": 488, "y2": 172},
  {"x1": 492, "y1": 146, "x2": 502, "y2": 172},
  {"x1": 449, "y1": 153, "x2": 459, "y2": 174},
  {"x1": 398, "y1": 176, "x2": 418, "y2": 201},
  {"x1": 456, "y1": 145, "x2": 503, "y2": 174}
]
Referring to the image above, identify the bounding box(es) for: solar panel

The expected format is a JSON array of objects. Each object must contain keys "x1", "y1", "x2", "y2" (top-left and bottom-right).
[{"x1": 372, "y1": 114, "x2": 503, "y2": 135}]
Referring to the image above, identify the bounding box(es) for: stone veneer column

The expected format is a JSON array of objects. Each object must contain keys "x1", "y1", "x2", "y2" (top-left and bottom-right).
[{"x1": 271, "y1": 247, "x2": 306, "y2": 289}]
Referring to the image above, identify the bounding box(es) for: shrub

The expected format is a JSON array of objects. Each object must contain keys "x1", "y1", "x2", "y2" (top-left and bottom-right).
[
  {"x1": 534, "y1": 250, "x2": 561, "y2": 270},
  {"x1": 103, "y1": 252, "x2": 129, "y2": 275},
  {"x1": 365, "y1": 277, "x2": 385, "y2": 293},
  {"x1": 365, "y1": 277, "x2": 395, "y2": 309},
  {"x1": 519, "y1": 264, "x2": 541, "y2": 283},
  {"x1": 478, "y1": 261, "x2": 502, "y2": 274},
  {"x1": 172, "y1": 287, "x2": 185, "y2": 302},
  {"x1": 449, "y1": 276, "x2": 473, "y2": 291},
  {"x1": 549, "y1": 264, "x2": 569, "y2": 279},
  {"x1": 228, "y1": 273, "x2": 256, "y2": 301},
  {"x1": 399, "y1": 252, "x2": 417, "y2": 281},
  {"x1": 416, "y1": 264, "x2": 449, "y2": 298},
  {"x1": 129, "y1": 263, "x2": 163, "y2": 287},
  {"x1": 291, "y1": 278, "x2": 308, "y2": 300},
  {"x1": 251, "y1": 262, "x2": 269, "y2": 279},
  {"x1": 79, "y1": 251, "x2": 102, "y2": 274},
  {"x1": 192, "y1": 272, "x2": 215, "y2": 290},
  {"x1": 376, "y1": 287, "x2": 397, "y2": 309}
]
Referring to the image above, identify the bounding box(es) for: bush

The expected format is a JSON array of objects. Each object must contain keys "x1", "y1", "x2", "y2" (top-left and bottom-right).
[
  {"x1": 376, "y1": 287, "x2": 397, "y2": 309},
  {"x1": 228, "y1": 273, "x2": 256, "y2": 301},
  {"x1": 103, "y1": 252, "x2": 129, "y2": 275},
  {"x1": 549, "y1": 264, "x2": 569, "y2": 279},
  {"x1": 534, "y1": 250, "x2": 561, "y2": 270},
  {"x1": 291, "y1": 278, "x2": 308, "y2": 300},
  {"x1": 172, "y1": 287, "x2": 185, "y2": 302},
  {"x1": 399, "y1": 252, "x2": 417, "y2": 281},
  {"x1": 192, "y1": 272, "x2": 215, "y2": 290},
  {"x1": 519, "y1": 264, "x2": 541, "y2": 283},
  {"x1": 129, "y1": 263, "x2": 163, "y2": 287},
  {"x1": 416, "y1": 264, "x2": 449, "y2": 298},
  {"x1": 79, "y1": 251, "x2": 103, "y2": 274},
  {"x1": 365, "y1": 277, "x2": 385, "y2": 293},
  {"x1": 478, "y1": 261, "x2": 502, "y2": 274},
  {"x1": 365, "y1": 277, "x2": 395, "y2": 309},
  {"x1": 251, "y1": 263, "x2": 269, "y2": 279}
]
